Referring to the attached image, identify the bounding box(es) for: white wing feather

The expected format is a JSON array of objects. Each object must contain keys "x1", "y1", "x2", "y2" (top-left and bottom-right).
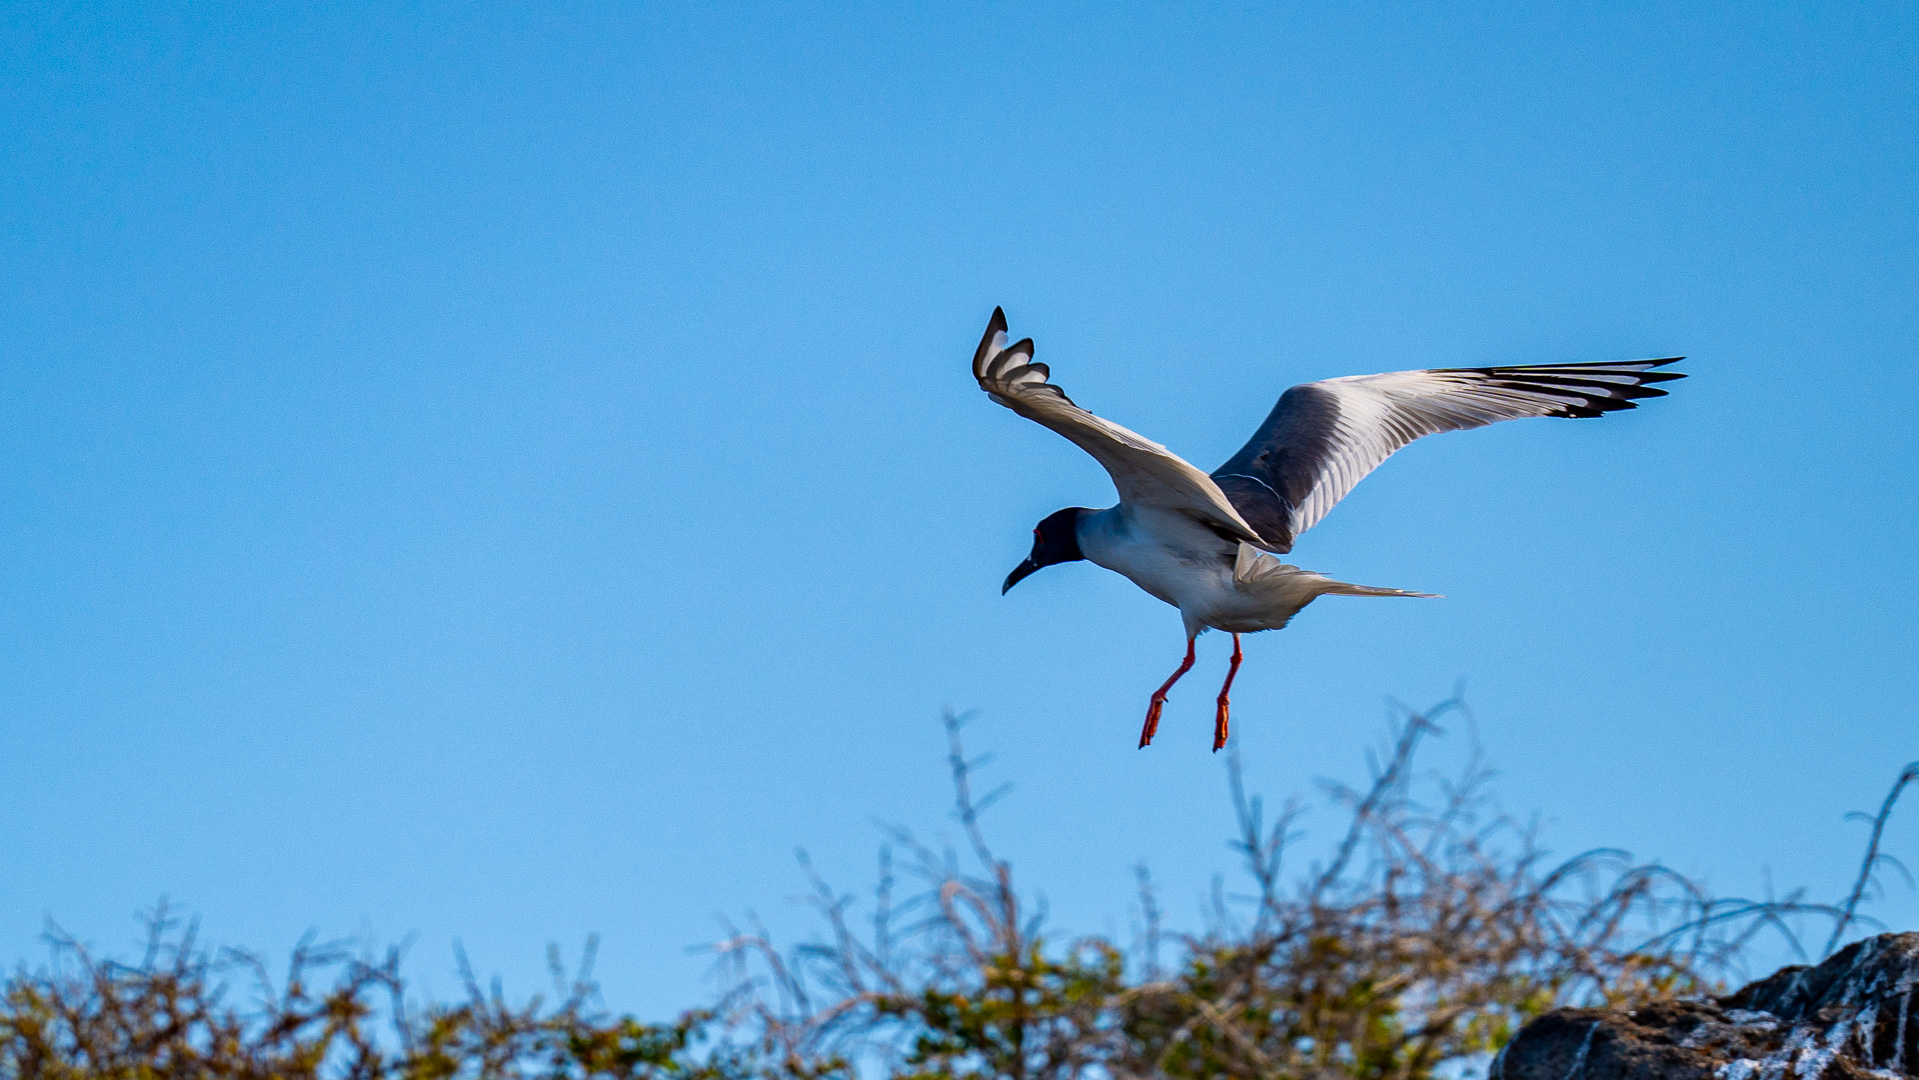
[
  {"x1": 1293, "y1": 368, "x2": 1659, "y2": 535},
  {"x1": 1214, "y1": 360, "x2": 1686, "y2": 550},
  {"x1": 972, "y1": 308, "x2": 1261, "y2": 544}
]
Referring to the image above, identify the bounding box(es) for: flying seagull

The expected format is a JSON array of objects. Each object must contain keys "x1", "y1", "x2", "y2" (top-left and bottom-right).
[{"x1": 975, "y1": 307, "x2": 1684, "y2": 751}]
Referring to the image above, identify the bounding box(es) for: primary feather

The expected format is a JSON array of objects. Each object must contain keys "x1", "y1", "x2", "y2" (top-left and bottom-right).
[
  {"x1": 972, "y1": 307, "x2": 1263, "y2": 545},
  {"x1": 1212, "y1": 360, "x2": 1686, "y2": 552}
]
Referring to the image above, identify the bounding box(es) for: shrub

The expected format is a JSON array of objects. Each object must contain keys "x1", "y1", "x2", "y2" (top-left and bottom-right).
[
  {"x1": 713, "y1": 701, "x2": 1899, "y2": 1080},
  {"x1": 4, "y1": 698, "x2": 1908, "y2": 1079}
]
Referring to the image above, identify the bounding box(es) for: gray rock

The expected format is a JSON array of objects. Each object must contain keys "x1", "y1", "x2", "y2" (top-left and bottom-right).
[{"x1": 1495, "y1": 934, "x2": 1919, "y2": 1080}]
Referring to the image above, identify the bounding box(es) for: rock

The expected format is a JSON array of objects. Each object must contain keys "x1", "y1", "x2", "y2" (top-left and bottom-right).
[{"x1": 1494, "y1": 933, "x2": 1919, "y2": 1080}]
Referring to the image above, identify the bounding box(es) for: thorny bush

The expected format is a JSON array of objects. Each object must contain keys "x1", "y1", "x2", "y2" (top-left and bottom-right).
[
  {"x1": 0, "y1": 914, "x2": 735, "y2": 1079},
  {"x1": 4, "y1": 699, "x2": 1911, "y2": 1079},
  {"x1": 714, "y1": 701, "x2": 1908, "y2": 1080}
]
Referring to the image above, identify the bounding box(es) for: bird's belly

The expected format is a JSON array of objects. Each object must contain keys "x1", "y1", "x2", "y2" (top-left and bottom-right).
[
  {"x1": 1089, "y1": 541, "x2": 1318, "y2": 634},
  {"x1": 1096, "y1": 556, "x2": 1186, "y2": 608},
  {"x1": 1097, "y1": 554, "x2": 1303, "y2": 634},
  {"x1": 1082, "y1": 538, "x2": 1216, "y2": 610},
  {"x1": 1200, "y1": 591, "x2": 1310, "y2": 634}
]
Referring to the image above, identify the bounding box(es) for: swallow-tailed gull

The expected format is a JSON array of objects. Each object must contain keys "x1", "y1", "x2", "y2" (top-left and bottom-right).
[{"x1": 976, "y1": 307, "x2": 1685, "y2": 751}]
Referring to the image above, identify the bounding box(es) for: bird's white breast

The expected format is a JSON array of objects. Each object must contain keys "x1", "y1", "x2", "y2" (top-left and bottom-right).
[
  {"x1": 1077, "y1": 505, "x2": 1332, "y2": 637},
  {"x1": 1077, "y1": 506, "x2": 1237, "y2": 621}
]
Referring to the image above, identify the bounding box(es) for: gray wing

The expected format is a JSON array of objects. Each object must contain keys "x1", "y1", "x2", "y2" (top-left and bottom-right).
[
  {"x1": 1212, "y1": 359, "x2": 1687, "y2": 553},
  {"x1": 973, "y1": 308, "x2": 1262, "y2": 543}
]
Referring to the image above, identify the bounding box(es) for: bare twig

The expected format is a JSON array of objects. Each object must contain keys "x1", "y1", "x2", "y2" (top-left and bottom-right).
[{"x1": 1823, "y1": 760, "x2": 1919, "y2": 957}]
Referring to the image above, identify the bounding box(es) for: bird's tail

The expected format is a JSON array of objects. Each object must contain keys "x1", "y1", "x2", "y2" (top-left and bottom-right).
[
  {"x1": 1233, "y1": 543, "x2": 1442, "y2": 598},
  {"x1": 1318, "y1": 580, "x2": 1443, "y2": 599}
]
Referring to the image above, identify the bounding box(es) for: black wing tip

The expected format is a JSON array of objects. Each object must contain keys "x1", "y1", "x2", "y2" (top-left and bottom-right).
[
  {"x1": 973, "y1": 307, "x2": 1011, "y2": 375},
  {"x1": 1440, "y1": 357, "x2": 1688, "y2": 376},
  {"x1": 1547, "y1": 385, "x2": 1677, "y2": 418},
  {"x1": 1446, "y1": 355, "x2": 1689, "y2": 419}
]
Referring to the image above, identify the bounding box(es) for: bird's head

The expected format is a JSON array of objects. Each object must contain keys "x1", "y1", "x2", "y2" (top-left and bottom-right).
[{"x1": 1003, "y1": 507, "x2": 1088, "y2": 594}]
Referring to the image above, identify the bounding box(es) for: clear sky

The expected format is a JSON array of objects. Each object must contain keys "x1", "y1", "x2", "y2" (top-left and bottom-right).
[{"x1": 3, "y1": 2, "x2": 1916, "y2": 1018}]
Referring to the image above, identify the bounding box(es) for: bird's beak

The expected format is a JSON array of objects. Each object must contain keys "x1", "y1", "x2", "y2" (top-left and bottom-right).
[{"x1": 1002, "y1": 558, "x2": 1040, "y2": 594}]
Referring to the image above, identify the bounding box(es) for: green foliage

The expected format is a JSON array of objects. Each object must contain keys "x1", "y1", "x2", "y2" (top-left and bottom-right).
[
  {"x1": 883, "y1": 942, "x2": 1126, "y2": 1079},
  {"x1": 4, "y1": 699, "x2": 1882, "y2": 1079},
  {"x1": 714, "y1": 703, "x2": 1844, "y2": 1079},
  {"x1": 0, "y1": 919, "x2": 733, "y2": 1079}
]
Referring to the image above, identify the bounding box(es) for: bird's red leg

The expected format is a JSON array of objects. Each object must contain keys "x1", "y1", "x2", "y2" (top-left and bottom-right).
[
  {"x1": 1139, "y1": 637, "x2": 1197, "y2": 749},
  {"x1": 1212, "y1": 633, "x2": 1243, "y2": 753}
]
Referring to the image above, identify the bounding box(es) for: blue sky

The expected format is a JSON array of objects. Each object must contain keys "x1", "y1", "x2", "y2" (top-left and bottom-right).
[{"x1": 3, "y1": 2, "x2": 1916, "y2": 1017}]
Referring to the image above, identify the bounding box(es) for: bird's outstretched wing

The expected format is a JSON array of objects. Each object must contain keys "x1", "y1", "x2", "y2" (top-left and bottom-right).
[
  {"x1": 1213, "y1": 360, "x2": 1687, "y2": 553},
  {"x1": 973, "y1": 308, "x2": 1262, "y2": 544}
]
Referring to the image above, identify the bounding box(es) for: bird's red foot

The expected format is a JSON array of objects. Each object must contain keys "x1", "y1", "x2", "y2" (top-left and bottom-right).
[
  {"x1": 1138, "y1": 637, "x2": 1198, "y2": 749},
  {"x1": 1212, "y1": 633, "x2": 1243, "y2": 753},
  {"x1": 1140, "y1": 696, "x2": 1167, "y2": 747}
]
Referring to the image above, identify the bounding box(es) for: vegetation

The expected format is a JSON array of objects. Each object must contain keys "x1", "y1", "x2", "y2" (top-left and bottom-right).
[{"x1": 3, "y1": 700, "x2": 1910, "y2": 1079}]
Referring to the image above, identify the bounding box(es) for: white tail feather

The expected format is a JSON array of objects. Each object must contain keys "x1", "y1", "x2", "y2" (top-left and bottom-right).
[
  {"x1": 1234, "y1": 543, "x2": 1440, "y2": 597},
  {"x1": 1319, "y1": 581, "x2": 1443, "y2": 599}
]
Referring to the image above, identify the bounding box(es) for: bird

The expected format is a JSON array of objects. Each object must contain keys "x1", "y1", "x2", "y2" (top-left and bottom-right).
[{"x1": 975, "y1": 307, "x2": 1685, "y2": 752}]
